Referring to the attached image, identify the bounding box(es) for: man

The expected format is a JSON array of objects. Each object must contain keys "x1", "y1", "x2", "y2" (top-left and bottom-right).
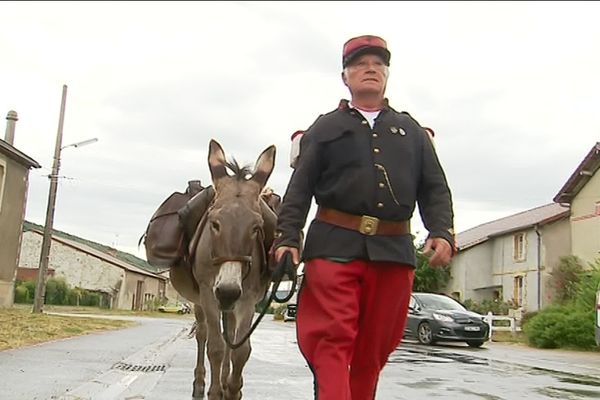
[{"x1": 273, "y1": 35, "x2": 456, "y2": 399}]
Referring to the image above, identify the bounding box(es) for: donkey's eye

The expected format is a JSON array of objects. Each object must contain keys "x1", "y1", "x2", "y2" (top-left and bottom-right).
[
  {"x1": 211, "y1": 221, "x2": 221, "y2": 232},
  {"x1": 252, "y1": 226, "x2": 260, "y2": 234}
]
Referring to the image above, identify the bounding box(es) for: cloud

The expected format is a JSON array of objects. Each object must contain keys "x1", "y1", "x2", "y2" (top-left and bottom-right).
[{"x1": 3, "y1": 1, "x2": 599, "y2": 261}]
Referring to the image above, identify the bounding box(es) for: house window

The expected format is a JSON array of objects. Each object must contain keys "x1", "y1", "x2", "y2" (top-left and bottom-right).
[
  {"x1": 513, "y1": 233, "x2": 526, "y2": 261},
  {"x1": 513, "y1": 276, "x2": 524, "y2": 307},
  {"x1": 0, "y1": 160, "x2": 6, "y2": 213},
  {"x1": 493, "y1": 290, "x2": 501, "y2": 301}
]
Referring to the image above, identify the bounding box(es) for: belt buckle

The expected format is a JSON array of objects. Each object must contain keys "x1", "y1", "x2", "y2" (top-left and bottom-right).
[{"x1": 359, "y1": 215, "x2": 379, "y2": 236}]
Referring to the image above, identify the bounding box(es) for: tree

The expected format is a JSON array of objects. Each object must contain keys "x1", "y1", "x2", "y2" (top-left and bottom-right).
[
  {"x1": 550, "y1": 255, "x2": 585, "y2": 304},
  {"x1": 412, "y1": 244, "x2": 451, "y2": 293}
]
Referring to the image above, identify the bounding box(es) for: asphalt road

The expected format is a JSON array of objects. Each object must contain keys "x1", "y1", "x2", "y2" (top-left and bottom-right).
[{"x1": 1, "y1": 314, "x2": 599, "y2": 400}]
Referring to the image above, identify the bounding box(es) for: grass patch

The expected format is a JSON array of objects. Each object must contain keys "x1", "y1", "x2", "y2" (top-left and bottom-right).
[
  {"x1": 12, "y1": 304, "x2": 194, "y2": 319},
  {"x1": 490, "y1": 331, "x2": 527, "y2": 344},
  {"x1": 0, "y1": 307, "x2": 135, "y2": 351}
]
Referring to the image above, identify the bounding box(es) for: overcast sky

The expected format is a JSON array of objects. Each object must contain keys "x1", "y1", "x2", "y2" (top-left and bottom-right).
[{"x1": 1, "y1": 1, "x2": 598, "y2": 260}]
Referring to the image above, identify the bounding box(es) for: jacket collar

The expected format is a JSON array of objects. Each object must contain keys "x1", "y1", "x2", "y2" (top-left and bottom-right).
[{"x1": 337, "y1": 98, "x2": 391, "y2": 112}]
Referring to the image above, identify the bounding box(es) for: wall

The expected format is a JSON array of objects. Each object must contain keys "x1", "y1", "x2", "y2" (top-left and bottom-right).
[
  {"x1": 0, "y1": 156, "x2": 28, "y2": 306},
  {"x1": 120, "y1": 270, "x2": 162, "y2": 310},
  {"x1": 570, "y1": 172, "x2": 600, "y2": 266},
  {"x1": 446, "y1": 241, "x2": 494, "y2": 302}
]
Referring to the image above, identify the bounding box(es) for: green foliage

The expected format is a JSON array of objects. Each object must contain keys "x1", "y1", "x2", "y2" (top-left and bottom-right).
[
  {"x1": 413, "y1": 246, "x2": 451, "y2": 293},
  {"x1": 524, "y1": 258, "x2": 600, "y2": 350},
  {"x1": 13, "y1": 279, "x2": 35, "y2": 303},
  {"x1": 144, "y1": 297, "x2": 165, "y2": 311},
  {"x1": 521, "y1": 311, "x2": 539, "y2": 327},
  {"x1": 524, "y1": 306, "x2": 596, "y2": 349},
  {"x1": 550, "y1": 255, "x2": 585, "y2": 304},
  {"x1": 45, "y1": 277, "x2": 69, "y2": 305},
  {"x1": 14, "y1": 285, "x2": 29, "y2": 304},
  {"x1": 573, "y1": 262, "x2": 600, "y2": 312},
  {"x1": 14, "y1": 278, "x2": 103, "y2": 307},
  {"x1": 463, "y1": 298, "x2": 516, "y2": 316},
  {"x1": 78, "y1": 291, "x2": 101, "y2": 307}
]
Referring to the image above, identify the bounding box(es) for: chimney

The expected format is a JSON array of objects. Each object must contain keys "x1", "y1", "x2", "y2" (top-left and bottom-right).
[{"x1": 5, "y1": 110, "x2": 18, "y2": 145}]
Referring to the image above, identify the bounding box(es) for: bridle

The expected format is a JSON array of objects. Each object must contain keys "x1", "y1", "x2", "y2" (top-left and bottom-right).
[
  {"x1": 220, "y1": 253, "x2": 297, "y2": 350},
  {"x1": 203, "y1": 201, "x2": 298, "y2": 350},
  {"x1": 211, "y1": 256, "x2": 253, "y2": 282}
]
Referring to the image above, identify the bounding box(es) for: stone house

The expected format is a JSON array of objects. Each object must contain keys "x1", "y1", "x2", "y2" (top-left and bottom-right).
[{"x1": 19, "y1": 221, "x2": 167, "y2": 310}]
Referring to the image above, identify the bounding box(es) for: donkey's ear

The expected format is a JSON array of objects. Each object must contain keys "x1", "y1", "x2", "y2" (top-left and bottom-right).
[
  {"x1": 208, "y1": 139, "x2": 228, "y2": 185},
  {"x1": 252, "y1": 145, "x2": 276, "y2": 188}
]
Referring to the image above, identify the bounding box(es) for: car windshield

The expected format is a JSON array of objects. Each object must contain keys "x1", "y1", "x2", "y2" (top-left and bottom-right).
[{"x1": 415, "y1": 294, "x2": 466, "y2": 311}]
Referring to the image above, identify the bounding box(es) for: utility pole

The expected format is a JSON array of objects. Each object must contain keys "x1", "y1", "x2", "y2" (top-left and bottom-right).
[{"x1": 33, "y1": 85, "x2": 68, "y2": 314}]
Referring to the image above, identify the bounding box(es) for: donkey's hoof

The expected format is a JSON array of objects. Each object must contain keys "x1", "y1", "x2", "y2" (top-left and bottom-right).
[{"x1": 192, "y1": 386, "x2": 205, "y2": 399}]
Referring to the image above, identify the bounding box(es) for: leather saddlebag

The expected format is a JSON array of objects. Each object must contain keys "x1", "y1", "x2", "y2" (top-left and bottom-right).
[{"x1": 140, "y1": 181, "x2": 203, "y2": 268}]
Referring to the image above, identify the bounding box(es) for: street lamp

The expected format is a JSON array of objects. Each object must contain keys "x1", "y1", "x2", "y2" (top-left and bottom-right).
[{"x1": 32, "y1": 85, "x2": 98, "y2": 313}]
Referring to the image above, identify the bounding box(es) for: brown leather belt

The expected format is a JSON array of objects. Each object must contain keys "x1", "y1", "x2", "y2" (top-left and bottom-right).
[{"x1": 316, "y1": 207, "x2": 410, "y2": 236}]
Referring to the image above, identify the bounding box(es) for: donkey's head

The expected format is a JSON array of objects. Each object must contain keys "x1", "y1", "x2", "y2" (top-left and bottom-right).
[{"x1": 205, "y1": 139, "x2": 276, "y2": 311}]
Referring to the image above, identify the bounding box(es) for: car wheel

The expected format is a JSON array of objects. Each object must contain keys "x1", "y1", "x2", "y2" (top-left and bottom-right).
[
  {"x1": 417, "y1": 322, "x2": 434, "y2": 345},
  {"x1": 466, "y1": 340, "x2": 484, "y2": 348}
]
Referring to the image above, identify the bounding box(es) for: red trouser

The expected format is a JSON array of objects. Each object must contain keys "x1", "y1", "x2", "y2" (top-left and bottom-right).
[{"x1": 296, "y1": 258, "x2": 415, "y2": 400}]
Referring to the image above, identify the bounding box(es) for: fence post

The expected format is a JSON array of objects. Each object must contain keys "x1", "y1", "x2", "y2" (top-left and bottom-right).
[{"x1": 486, "y1": 311, "x2": 493, "y2": 341}]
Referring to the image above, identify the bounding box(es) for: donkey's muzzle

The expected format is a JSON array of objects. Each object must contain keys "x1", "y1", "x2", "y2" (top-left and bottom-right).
[{"x1": 215, "y1": 283, "x2": 242, "y2": 311}]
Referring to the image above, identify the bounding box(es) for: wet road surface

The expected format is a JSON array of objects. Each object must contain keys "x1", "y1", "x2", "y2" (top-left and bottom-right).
[
  {"x1": 1, "y1": 314, "x2": 599, "y2": 399},
  {"x1": 378, "y1": 343, "x2": 600, "y2": 399}
]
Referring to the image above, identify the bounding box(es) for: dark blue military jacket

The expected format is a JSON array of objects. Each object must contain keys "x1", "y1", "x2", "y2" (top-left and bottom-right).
[{"x1": 274, "y1": 99, "x2": 455, "y2": 268}]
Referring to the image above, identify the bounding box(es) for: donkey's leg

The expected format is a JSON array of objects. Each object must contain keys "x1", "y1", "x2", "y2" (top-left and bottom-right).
[
  {"x1": 224, "y1": 305, "x2": 254, "y2": 400},
  {"x1": 205, "y1": 303, "x2": 226, "y2": 400},
  {"x1": 192, "y1": 305, "x2": 207, "y2": 399}
]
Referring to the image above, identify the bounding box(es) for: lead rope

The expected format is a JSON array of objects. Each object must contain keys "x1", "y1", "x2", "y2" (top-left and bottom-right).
[{"x1": 221, "y1": 252, "x2": 297, "y2": 349}]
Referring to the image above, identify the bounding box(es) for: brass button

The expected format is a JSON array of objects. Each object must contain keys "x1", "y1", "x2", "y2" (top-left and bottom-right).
[
  {"x1": 361, "y1": 120, "x2": 368, "y2": 125},
  {"x1": 374, "y1": 148, "x2": 380, "y2": 153},
  {"x1": 377, "y1": 202, "x2": 384, "y2": 208},
  {"x1": 379, "y1": 182, "x2": 385, "y2": 188},
  {"x1": 372, "y1": 133, "x2": 378, "y2": 138}
]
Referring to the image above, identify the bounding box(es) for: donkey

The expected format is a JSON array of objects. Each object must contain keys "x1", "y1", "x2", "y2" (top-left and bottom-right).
[{"x1": 169, "y1": 139, "x2": 277, "y2": 400}]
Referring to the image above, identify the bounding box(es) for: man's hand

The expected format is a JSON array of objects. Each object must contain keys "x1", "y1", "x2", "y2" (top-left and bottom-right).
[
  {"x1": 274, "y1": 246, "x2": 300, "y2": 265},
  {"x1": 422, "y1": 238, "x2": 452, "y2": 267}
]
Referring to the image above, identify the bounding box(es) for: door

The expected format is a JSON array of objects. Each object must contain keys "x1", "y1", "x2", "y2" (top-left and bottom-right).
[{"x1": 134, "y1": 280, "x2": 144, "y2": 311}]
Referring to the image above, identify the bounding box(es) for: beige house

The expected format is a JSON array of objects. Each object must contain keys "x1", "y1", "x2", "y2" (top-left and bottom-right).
[
  {"x1": 157, "y1": 269, "x2": 189, "y2": 306},
  {"x1": 554, "y1": 142, "x2": 600, "y2": 266},
  {"x1": 447, "y1": 142, "x2": 600, "y2": 312},
  {"x1": 0, "y1": 135, "x2": 41, "y2": 307},
  {"x1": 19, "y1": 221, "x2": 167, "y2": 310},
  {"x1": 446, "y1": 203, "x2": 570, "y2": 312}
]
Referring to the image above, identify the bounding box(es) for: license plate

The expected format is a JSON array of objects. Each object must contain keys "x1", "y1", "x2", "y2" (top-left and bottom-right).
[{"x1": 464, "y1": 326, "x2": 480, "y2": 332}]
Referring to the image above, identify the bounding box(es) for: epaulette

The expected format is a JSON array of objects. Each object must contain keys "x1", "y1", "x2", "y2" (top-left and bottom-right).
[{"x1": 399, "y1": 111, "x2": 423, "y2": 127}]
